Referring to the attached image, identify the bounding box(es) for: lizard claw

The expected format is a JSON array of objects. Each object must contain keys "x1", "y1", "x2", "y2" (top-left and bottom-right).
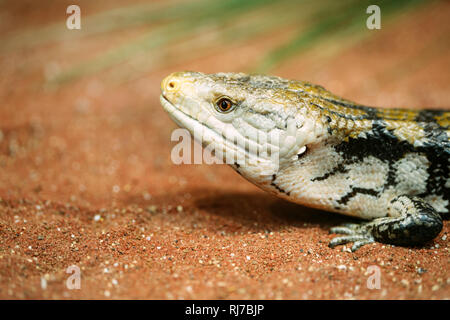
[{"x1": 328, "y1": 223, "x2": 375, "y2": 251}]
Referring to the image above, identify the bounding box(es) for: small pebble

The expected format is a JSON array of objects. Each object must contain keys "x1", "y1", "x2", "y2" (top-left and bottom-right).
[
  {"x1": 143, "y1": 192, "x2": 152, "y2": 200},
  {"x1": 40, "y1": 277, "x2": 47, "y2": 290},
  {"x1": 146, "y1": 205, "x2": 158, "y2": 214}
]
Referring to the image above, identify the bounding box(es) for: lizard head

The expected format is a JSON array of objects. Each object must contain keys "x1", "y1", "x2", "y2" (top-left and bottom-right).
[{"x1": 160, "y1": 71, "x2": 324, "y2": 179}]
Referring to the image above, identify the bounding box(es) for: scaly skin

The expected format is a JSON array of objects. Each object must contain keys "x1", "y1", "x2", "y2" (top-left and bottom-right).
[{"x1": 160, "y1": 71, "x2": 448, "y2": 251}]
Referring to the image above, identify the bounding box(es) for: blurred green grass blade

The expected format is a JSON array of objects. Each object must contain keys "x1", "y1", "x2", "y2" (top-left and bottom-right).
[
  {"x1": 36, "y1": 0, "x2": 434, "y2": 85},
  {"x1": 48, "y1": 0, "x2": 283, "y2": 84},
  {"x1": 255, "y1": 0, "x2": 429, "y2": 73},
  {"x1": 4, "y1": 0, "x2": 272, "y2": 52},
  {"x1": 51, "y1": 0, "x2": 335, "y2": 84},
  {"x1": 110, "y1": 1, "x2": 319, "y2": 84},
  {"x1": 1, "y1": 1, "x2": 177, "y2": 52}
]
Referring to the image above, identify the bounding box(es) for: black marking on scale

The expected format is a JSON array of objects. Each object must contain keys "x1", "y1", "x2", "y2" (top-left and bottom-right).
[
  {"x1": 334, "y1": 121, "x2": 449, "y2": 214},
  {"x1": 321, "y1": 98, "x2": 381, "y2": 120},
  {"x1": 311, "y1": 163, "x2": 349, "y2": 182},
  {"x1": 415, "y1": 109, "x2": 444, "y2": 125},
  {"x1": 271, "y1": 174, "x2": 290, "y2": 196},
  {"x1": 337, "y1": 187, "x2": 379, "y2": 205}
]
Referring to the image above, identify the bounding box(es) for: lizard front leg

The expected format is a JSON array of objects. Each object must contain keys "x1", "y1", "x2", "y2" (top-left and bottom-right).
[{"x1": 329, "y1": 195, "x2": 443, "y2": 251}]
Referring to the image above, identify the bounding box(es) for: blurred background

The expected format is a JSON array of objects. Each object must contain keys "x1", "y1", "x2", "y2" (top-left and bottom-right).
[{"x1": 0, "y1": 0, "x2": 449, "y2": 299}]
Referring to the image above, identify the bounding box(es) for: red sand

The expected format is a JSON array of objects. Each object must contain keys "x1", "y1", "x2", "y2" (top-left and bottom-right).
[{"x1": 0, "y1": 0, "x2": 448, "y2": 299}]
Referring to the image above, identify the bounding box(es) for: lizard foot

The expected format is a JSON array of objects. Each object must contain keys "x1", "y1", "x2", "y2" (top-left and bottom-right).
[
  {"x1": 329, "y1": 223, "x2": 375, "y2": 252},
  {"x1": 328, "y1": 195, "x2": 443, "y2": 251}
]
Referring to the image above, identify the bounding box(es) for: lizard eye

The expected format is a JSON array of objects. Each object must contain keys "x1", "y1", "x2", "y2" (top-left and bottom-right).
[{"x1": 215, "y1": 97, "x2": 234, "y2": 113}]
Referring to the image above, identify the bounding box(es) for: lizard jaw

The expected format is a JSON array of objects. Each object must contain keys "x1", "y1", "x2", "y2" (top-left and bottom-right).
[{"x1": 160, "y1": 95, "x2": 274, "y2": 167}]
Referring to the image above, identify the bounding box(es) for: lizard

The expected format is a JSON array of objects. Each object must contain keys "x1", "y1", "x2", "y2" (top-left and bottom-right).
[{"x1": 160, "y1": 71, "x2": 449, "y2": 251}]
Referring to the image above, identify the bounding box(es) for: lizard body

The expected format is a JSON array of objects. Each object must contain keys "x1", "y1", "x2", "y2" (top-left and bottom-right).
[{"x1": 160, "y1": 71, "x2": 448, "y2": 251}]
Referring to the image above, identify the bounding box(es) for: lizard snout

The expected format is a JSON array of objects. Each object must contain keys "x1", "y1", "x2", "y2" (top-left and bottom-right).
[{"x1": 161, "y1": 73, "x2": 181, "y2": 95}]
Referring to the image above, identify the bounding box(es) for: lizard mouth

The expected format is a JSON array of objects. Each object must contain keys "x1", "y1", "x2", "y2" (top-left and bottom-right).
[
  {"x1": 160, "y1": 95, "x2": 273, "y2": 162},
  {"x1": 160, "y1": 94, "x2": 193, "y2": 130},
  {"x1": 160, "y1": 94, "x2": 220, "y2": 141}
]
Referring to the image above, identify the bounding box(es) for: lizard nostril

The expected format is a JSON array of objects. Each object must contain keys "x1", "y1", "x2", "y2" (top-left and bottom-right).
[{"x1": 161, "y1": 74, "x2": 181, "y2": 94}]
